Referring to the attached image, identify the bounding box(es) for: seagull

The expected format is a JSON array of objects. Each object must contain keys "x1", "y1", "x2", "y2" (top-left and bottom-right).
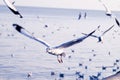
[
  {"x1": 82, "y1": 25, "x2": 114, "y2": 42},
  {"x1": 99, "y1": 0, "x2": 112, "y2": 17},
  {"x1": 12, "y1": 23, "x2": 99, "y2": 63},
  {"x1": 99, "y1": 0, "x2": 120, "y2": 27},
  {"x1": 3, "y1": 0, "x2": 23, "y2": 18},
  {"x1": 78, "y1": 12, "x2": 81, "y2": 20}
]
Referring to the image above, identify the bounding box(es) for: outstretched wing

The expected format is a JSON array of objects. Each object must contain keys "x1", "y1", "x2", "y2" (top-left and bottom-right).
[
  {"x1": 12, "y1": 24, "x2": 50, "y2": 48},
  {"x1": 3, "y1": 0, "x2": 23, "y2": 18},
  {"x1": 55, "y1": 26, "x2": 99, "y2": 49},
  {"x1": 101, "y1": 25, "x2": 114, "y2": 36}
]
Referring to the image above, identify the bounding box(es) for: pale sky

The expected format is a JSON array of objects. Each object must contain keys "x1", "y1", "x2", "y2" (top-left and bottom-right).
[{"x1": 0, "y1": 0, "x2": 120, "y2": 11}]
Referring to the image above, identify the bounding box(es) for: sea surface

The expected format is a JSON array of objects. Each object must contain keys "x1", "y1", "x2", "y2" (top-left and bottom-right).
[{"x1": 0, "y1": 5, "x2": 120, "y2": 80}]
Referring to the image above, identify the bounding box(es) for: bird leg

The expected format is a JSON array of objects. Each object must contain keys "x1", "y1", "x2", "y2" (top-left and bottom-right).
[
  {"x1": 57, "y1": 53, "x2": 66, "y2": 63},
  {"x1": 57, "y1": 55, "x2": 63, "y2": 63}
]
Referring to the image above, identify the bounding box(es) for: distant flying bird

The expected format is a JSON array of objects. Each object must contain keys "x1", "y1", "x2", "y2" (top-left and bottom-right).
[
  {"x1": 99, "y1": 0, "x2": 112, "y2": 17},
  {"x1": 13, "y1": 24, "x2": 99, "y2": 63},
  {"x1": 3, "y1": 0, "x2": 23, "y2": 18},
  {"x1": 102, "y1": 71, "x2": 120, "y2": 80},
  {"x1": 82, "y1": 25, "x2": 114, "y2": 42},
  {"x1": 78, "y1": 12, "x2": 81, "y2": 20}
]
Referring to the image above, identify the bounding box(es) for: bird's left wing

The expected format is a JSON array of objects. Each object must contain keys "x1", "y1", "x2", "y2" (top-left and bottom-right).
[
  {"x1": 55, "y1": 26, "x2": 99, "y2": 49},
  {"x1": 12, "y1": 24, "x2": 50, "y2": 48}
]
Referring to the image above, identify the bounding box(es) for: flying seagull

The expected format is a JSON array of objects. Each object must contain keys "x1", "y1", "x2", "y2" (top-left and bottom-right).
[
  {"x1": 82, "y1": 25, "x2": 114, "y2": 42},
  {"x1": 99, "y1": 0, "x2": 112, "y2": 17},
  {"x1": 12, "y1": 23, "x2": 99, "y2": 63},
  {"x1": 99, "y1": 0, "x2": 120, "y2": 27},
  {"x1": 89, "y1": 72, "x2": 101, "y2": 80},
  {"x1": 3, "y1": 0, "x2": 23, "y2": 18}
]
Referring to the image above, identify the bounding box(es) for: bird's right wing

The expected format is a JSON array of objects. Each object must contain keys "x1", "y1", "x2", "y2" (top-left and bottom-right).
[
  {"x1": 55, "y1": 26, "x2": 100, "y2": 49},
  {"x1": 3, "y1": 0, "x2": 23, "y2": 18},
  {"x1": 12, "y1": 24, "x2": 50, "y2": 48},
  {"x1": 81, "y1": 33, "x2": 99, "y2": 38}
]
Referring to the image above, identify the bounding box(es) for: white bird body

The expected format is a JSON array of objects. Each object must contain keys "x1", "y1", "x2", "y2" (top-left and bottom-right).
[{"x1": 47, "y1": 48, "x2": 64, "y2": 55}]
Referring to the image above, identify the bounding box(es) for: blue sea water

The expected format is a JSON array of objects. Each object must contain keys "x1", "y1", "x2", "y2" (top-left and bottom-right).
[{"x1": 0, "y1": 5, "x2": 120, "y2": 80}]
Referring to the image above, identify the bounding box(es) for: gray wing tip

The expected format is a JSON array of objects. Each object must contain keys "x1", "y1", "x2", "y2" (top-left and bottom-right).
[{"x1": 12, "y1": 24, "x2": 24, "y2": 33}]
